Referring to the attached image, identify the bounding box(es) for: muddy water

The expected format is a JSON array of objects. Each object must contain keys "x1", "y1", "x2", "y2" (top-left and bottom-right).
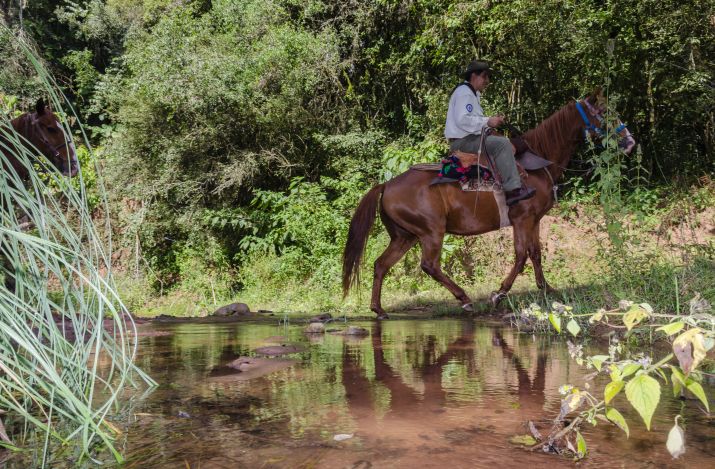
[{"x1": 115, "y1": 320, "x2": 712, "y2": 468}]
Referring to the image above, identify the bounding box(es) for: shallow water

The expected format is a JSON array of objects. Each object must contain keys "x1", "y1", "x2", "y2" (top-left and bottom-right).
[{"x1": 34, "y1": 320, "x2": 715, "y2": 468}]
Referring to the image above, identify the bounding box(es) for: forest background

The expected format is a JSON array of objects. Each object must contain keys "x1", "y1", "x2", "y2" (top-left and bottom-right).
[{"x1": 1, "y1": 0, "x2": 713, "y2": 317}]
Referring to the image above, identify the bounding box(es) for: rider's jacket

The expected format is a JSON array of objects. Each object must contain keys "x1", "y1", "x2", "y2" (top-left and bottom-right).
[{"x1": 444, "y1": 81, "x2": 489, "y2": 139}]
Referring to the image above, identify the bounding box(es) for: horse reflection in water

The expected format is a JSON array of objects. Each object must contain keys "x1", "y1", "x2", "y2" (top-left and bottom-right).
[{"x1": 341, "y1": 322, "x2": 549, "y2": 457}]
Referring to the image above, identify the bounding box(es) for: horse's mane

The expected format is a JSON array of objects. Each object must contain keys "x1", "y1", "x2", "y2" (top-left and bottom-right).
[{"x1": 523, "y1": 101, "x2": 581, "y2": 163}]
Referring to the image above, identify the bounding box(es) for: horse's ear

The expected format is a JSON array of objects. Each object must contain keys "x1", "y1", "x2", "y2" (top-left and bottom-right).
[
  {"x1": 35, "y1": 98, "x2": 46, "y2": 115},
  {"x1": 586, "y1": 87, "x2": 602, "y2": 103}
]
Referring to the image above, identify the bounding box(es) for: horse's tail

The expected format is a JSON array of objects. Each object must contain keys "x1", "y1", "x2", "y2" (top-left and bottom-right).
[{"x1": 342, "y1": 183, "x2": 385, "y2": 297}]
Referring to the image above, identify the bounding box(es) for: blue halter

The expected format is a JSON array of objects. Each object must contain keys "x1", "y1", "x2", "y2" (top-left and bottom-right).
[{"x1": 575, "y1": 100, "x2": 604, "y2": 141}]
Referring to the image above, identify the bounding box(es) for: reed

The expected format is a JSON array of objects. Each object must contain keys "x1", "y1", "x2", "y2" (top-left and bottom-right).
[{"x1": 0, "y1": 28, "x2": 155, "y2": 465}]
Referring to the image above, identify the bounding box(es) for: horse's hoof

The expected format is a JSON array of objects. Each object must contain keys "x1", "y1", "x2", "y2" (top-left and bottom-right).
[
  {"x1": 489, "y1": 291, "x2": 507, "y2": 307},
  {"x1": 461, "y1": 303, "x2": 474, "y2": 313},
  {"x1": 376, "y1": 313, "x2": 390, "y2": 320}
]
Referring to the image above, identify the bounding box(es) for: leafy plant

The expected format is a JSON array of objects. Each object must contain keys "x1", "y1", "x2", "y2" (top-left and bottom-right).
[{"x1": 519, "y1": 296, "x2": 713, "y2": 460}]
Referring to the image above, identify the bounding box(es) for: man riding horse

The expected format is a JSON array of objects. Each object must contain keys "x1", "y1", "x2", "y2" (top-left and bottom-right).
[{"x1": 444, "y1": 60, "x2": 535, "y2": 206}]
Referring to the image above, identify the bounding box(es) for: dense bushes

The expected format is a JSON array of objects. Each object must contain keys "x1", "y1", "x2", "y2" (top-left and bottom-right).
[{"x1": 2, "y1": 0, "x2": 713, "y2": 298}]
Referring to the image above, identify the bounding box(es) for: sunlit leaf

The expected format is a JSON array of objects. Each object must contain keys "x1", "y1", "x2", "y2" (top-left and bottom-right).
[
  {"x1": 656, "y1": 321, "x2": 684, "y2": 336},
  {"x1": 609, "y1": 364, "x2": 621, "y2": 382},
  {"x1": 566, "y1": 319, "x2": 581, "y2": 337},
  {"x1": 589, "y1": 309, "x2": 605, "y2": 323},
  {"x1": 590, "y1": 355, "x2": 609, "y2": 372},
  {"x1": 666, "y1": 418, "x2": 685, "y2": 459},
  {"x1": 576, "y1": 431, "x2": 587, "y2": 459},
  {"x1": 672, "y1": 328, "x2": 706, "y2": 374},
  {"x1": 620, "y1": 363, "x2": 641, "y2": 378},
  {"x1": 623, "y1": 304, "x2": 649, "y2": 330},
  {"x1": 605, "y1": 407, "x2": 629, "y2": 437},
  {"x1": 625, "y1": 375, "x2": 661, "y2": 430},
  {"x1": 605, "y1": 380, "x2": 625, "y2": 404},
  {"x1": 509, "y1": 434, "x2": 537, "y2": 446},
  {"x1": 548, "y1": 313, "x2": 561, "y2": 333}
]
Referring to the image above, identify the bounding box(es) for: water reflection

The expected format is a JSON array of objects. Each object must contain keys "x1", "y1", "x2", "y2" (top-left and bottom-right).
[
  {"x1": 10, "y1": 320, "x2": 710, "y2": 468},
  {"x1": 128, "y1": 321, "x2": 711, "y2": 468}
]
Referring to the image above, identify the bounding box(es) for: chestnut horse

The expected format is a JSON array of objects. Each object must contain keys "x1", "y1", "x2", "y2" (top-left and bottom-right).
[
  {"x1": 1, "y1": 99, "x2": 79, "y2": 291},
  {"x1": 343, "y1": 91, "x2": 634, "y2": 318},
  {"x1": 0, "y1": 99, "x2": 78, "y2": 180}
]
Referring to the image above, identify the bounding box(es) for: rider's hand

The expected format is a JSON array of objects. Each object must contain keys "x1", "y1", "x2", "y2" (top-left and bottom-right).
[{"x1": 487, "y1": 115, "x2": 505, "y2": 128}]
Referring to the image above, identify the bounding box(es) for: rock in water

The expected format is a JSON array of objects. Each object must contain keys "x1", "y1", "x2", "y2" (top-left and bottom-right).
[
  {"x1": 212, "y1": 302, "x2": 251, "y2": 316},
  {"x1": 254, "y1": 344, "x2": 304, "y2": 356},
  {"x1": 309, "y1": 313, "x2": 332, "y2": 323},
  {"x1": 210, "y1": 357, "x2": 296, "y2": 382},
  {"x1": 304, "y1": 322, "x2": 325, "y2": 334},
  {"x1": 344, "y1": 326, "x2": 369, "y2": 336}
]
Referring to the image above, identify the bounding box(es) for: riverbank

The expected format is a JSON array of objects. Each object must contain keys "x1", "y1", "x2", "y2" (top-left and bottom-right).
[{"x1": 120, "y1": 187, "x2": 714, "y2": 322}]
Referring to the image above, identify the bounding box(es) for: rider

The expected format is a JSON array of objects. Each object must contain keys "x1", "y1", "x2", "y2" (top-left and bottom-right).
[{"x1": 444, "y1": 60, "x2": 535, "y2": 206}]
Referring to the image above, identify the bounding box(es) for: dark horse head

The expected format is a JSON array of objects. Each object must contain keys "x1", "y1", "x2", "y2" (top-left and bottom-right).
[{"x1": 1, "y1": 99, "x2": 79, "y2": 180}]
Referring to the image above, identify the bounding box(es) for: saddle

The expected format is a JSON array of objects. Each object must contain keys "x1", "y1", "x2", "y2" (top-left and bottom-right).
[{"x1": 416, "y1": 135, "x2": 552, "y2": 191}]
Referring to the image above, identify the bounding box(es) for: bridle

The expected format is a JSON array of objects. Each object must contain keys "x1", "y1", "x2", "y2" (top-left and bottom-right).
[{"x1": 575, "y1": 99, "x2": 605, "y2": 142}]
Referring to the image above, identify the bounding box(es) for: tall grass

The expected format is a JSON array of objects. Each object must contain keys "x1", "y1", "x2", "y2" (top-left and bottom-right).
[{"x1": 0, "y1": 29, "x2": 154, "y2": 464}]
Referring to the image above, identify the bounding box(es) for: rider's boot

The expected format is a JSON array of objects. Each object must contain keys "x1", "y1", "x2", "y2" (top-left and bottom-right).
[{"x1": 505, "y1": 185, "x2": 536, "y2": 206}]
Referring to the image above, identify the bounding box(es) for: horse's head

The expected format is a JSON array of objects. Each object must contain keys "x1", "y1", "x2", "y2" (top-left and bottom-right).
[
  {"x1": 27, "y1": 99, "x2": 79, "y2": 177},
  {"x1": 579, "y1": 89, "x2": 636, "y2": 154}
]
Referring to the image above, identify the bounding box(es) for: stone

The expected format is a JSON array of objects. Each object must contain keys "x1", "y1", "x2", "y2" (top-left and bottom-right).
[
  {"x1": 210, "y1": 357, "x2": 296, "y2": 382},
  {"x1": 212, "y1": 302, "x2": 251, "y2": 317},
  {"x1": 308, "y1": 313, "x2": 332, "y2": 323},
  {"x1": 344, "y1": 326, "x2": 369, "y2": 336},
  {"x1": 254, "y1": 344, "x2": 304, "y2": 356},
  {"x1": 304, "y1": 322, "x2": 325, "y2": 334}
]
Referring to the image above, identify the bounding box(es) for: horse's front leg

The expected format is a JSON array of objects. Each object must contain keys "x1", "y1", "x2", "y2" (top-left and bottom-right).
[
  {"x1": 490, "y1": 221, "x2": 531, "y2": 307},
  {"x1": 419, "y1": 234, "x2": 473, "y2": 312}
]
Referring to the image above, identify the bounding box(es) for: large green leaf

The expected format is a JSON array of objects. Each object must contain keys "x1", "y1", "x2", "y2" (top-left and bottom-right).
[
  {"x1": 605, "y1": 407, "x2": 629, "y2": 437},
  {"x1": 625, "y1": 374, "x2": 661, "y2": 430},
  {"x1": 685, "y1": 380, "x2": 710, "y2": 412},
  {"x1": 566, "y1": 319, "x2": 581, "y2": 337}
]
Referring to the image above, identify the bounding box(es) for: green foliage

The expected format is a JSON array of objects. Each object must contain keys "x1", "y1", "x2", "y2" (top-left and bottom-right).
[{"x1": 4, "y1": 0, "x2": 714, "y2": 309}]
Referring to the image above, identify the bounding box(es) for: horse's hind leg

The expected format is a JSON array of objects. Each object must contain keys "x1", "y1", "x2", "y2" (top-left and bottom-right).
[
  {"x1": 528, "y1": 221, "x2": 555, "y2": 292},
  {"x1": 419, "y1": 235, "x2": 473, "y2": 311},
  {"x1": 371, "y1": 235, "x2": 417, "y2": 319}
]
